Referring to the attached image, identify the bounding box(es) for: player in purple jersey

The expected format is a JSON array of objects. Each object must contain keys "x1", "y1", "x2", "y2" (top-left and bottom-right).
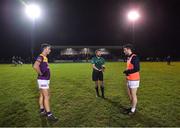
[{"x1": 33, "y1": 43, "x2": 58, "y2": 122}]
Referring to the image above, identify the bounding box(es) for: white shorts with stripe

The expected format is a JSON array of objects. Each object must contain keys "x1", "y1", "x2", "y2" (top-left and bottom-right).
[
  {"x1": 127, "y1": 80, "x2": 140, "y2": 89},
  {"x1": 37, "y1": 79, "x2": 50, "y2": 89}
]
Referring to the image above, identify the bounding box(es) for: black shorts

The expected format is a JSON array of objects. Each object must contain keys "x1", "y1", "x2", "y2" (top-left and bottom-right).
[{"x1": 92, "y1": 70, "x2": 103, "y2": 81}]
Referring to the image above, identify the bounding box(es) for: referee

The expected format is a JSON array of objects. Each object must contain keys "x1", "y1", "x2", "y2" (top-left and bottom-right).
[{"x1": 91, "y1": 49, "x2": 106, "y2": 98}]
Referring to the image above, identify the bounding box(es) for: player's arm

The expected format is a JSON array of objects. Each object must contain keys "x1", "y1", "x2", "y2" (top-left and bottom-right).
[
  {"x1": 33, "y1": 57, "x2": 43, "y2": 76},
  {"x1": 123, "y1": 56, "x2": 140, "y2": 75},
  {"x1": 92, "y1": 64, "x2": 100, "y2": 71},
  {"x1": 91, "y1": 58, "x2": 100, "y2": 71}
]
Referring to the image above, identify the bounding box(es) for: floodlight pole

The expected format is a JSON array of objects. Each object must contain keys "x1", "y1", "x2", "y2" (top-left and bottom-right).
[
  {"x1": 132, "y1": 21, "x2": 135, "y2": 44},
  {"x1": 30, "y1": 19, "x2": 35, "y2": 66}
]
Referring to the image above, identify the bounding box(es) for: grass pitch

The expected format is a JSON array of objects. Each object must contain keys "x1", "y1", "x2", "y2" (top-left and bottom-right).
[{"x1": 0, "y1": 62, "x2": 180, "y2": 127}]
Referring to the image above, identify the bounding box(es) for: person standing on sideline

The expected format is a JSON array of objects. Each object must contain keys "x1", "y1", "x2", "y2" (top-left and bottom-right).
[
  {"x1": 33, "y1": 43, "x2": 58, "y2": 121},
  {"x1": 167, "y1": 55, "x2": 171, "y2": 65},
  {"x1": 91, "y1": 49, "x2": 106, "y2": 98},
  {"x1": 123, "y1": 44, "x2": 140, "y2": 115}
]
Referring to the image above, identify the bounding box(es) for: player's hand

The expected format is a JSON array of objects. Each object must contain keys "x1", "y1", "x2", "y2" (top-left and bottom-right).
[
  {"x1": 123, "y1": 70, "x2": 129, "y2": 76},
  {"x1": 39, "y1": 72, "x2": 43, "y2": 76},
  {"x1": 99, "y1": 69, "x2": 102, "y2": 72},
  {"x1": 102, "y1": 68, "x2": 105, "y2": 72},
  {"x1": 102, "y1": 66, "x2": 105, "y2": 69},
  {"x1": 41, "y1": 71, "x2": 48, "y2": 76},
  {"x1": 123, "y1": 70, "x2": 127, "y2": 74},
  {"x1": 102, "y1": 66, "x2": 105, "y2": 71}
]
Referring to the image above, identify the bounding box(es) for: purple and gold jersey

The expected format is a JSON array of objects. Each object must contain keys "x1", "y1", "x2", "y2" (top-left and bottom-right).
[{"x1": 36, "y1": 54, "x2": 50, "y2": 80}]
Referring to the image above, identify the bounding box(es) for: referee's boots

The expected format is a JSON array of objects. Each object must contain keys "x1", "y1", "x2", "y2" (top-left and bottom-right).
[
  {"x1": 100, "y1": 86, "x2": 105, "y2": 98},
  {"x1": 95, "y1": 87, "x2": 100, "y2": 97}
]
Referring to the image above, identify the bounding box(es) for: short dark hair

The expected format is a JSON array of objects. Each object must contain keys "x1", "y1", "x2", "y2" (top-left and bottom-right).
[
  {"x1": 41, "y1": 43, "x2": 51, "y2": 51},
  {"x1": 95, "y1": 49, "x2": 101, "y2": 54},
  {"x1": 123, "y1": 44, "x2": 134, "y2": 51}
]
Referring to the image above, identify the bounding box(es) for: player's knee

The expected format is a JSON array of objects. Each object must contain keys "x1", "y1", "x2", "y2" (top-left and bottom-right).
[
  {"x1": 132, "y1": 95, "x2": 137, "y2": 101},
  {"x1": 100, "y1": 85, "x2": 104, "y2": 88},
  {"x1": 43, "y1": 95, "x2": 49, "y2": 100},
  {"x1": 42, "y1": 92, "x2": 49, "y2": 99},
  {"x1": 95, "y1": 82, "x2": 98, "y2": 87},
  {"x1": 39, "y1": 94, "x2": 43, "y2": 99}
]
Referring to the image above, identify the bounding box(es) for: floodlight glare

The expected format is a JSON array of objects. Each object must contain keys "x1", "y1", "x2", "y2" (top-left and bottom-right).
[
  {"x1": 127, "y1": 10, "x2": 140, "y2": 22},
  {"x1": 25, "y1": 4, "x2": 41, "y2": 20}
]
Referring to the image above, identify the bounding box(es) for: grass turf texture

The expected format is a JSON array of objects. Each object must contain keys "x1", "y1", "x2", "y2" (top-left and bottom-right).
[{"x1": 0, "y1": 62, "x2": 180, "y2": 127}]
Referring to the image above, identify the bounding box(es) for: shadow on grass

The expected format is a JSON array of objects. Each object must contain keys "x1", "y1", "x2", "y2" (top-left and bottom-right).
[
  {"x1": 40, "y1": 116, "x2": 48, "y2": 127},
  {"x1": 0, "y1": 101, "x2": 28, "y2": 127},
  {"x1": 40, "y1": 115, "x2": 59, "y2": 127},
  {"x1": 104, "y1": 98, "x2": 127, "y2": 114},
  {"x1": 130, "y1": 112, "x2": 164, "y2": 127},
  {"x1": 104, "y1": 98, "x2": 163, "y2": 127}
]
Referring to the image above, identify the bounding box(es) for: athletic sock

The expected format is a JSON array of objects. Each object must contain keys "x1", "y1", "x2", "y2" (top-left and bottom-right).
[
  {"x1": 100, "y1": 86, "x2": 104, "y2": 97},
  {"x1": 131, "y1": 107, "x2": 136, "y2": 113},
  {"x1": 47, "y1": 111, "x2": 52, "y2": 116},
  {"x1": 40, "y1": 108, "x2": 45, "y2": 113},
  {"x1": 95, "y1": 87, "x2": 99, "y2": 96}
]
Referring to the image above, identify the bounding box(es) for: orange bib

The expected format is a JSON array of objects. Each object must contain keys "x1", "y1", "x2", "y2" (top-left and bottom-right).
[{"x1": 126, "y1": 54, "x2": 140, "y2": 80}]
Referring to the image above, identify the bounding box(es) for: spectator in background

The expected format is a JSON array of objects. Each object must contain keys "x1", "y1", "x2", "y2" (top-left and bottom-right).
[
  {"x1": 167, "y1": 55, "x2": 171, "y2": 65},
  {"x1": 12, "y1": 56, "x2": 17, "y2": 66}
]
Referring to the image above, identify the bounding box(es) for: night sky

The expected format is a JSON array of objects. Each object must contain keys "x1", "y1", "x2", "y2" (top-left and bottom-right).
[{"x1": 0, "y1": 0, "x2": 180, "y2": 59}]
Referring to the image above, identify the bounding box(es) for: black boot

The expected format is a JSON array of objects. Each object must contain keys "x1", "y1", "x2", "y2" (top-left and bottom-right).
[
  {"x1": 95, "y1": 87, "x2": 100, "y2": 97},
  {"x1": 100, "y1": 86, "x2": 105, "y2": 98}
]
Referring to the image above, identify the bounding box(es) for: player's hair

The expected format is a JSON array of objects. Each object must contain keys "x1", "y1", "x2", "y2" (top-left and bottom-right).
[
  {"x1": 123, "y1": 44, "x2": 134, "y2": 51},
  {"x1": 95, "y1": 49, "x2": 101, "y2": 54},
  {"x1": 41, "y1": 43, "x2": 51, "y2": 51}
]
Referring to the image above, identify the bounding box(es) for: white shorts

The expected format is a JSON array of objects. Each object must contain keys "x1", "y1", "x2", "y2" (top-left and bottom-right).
[
  {"x1": 37, "y1": 79, "x2": 50, "y2": 89},
  {"x1": 127, "y1": 80, "x2": 140, "y2": 89}
]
